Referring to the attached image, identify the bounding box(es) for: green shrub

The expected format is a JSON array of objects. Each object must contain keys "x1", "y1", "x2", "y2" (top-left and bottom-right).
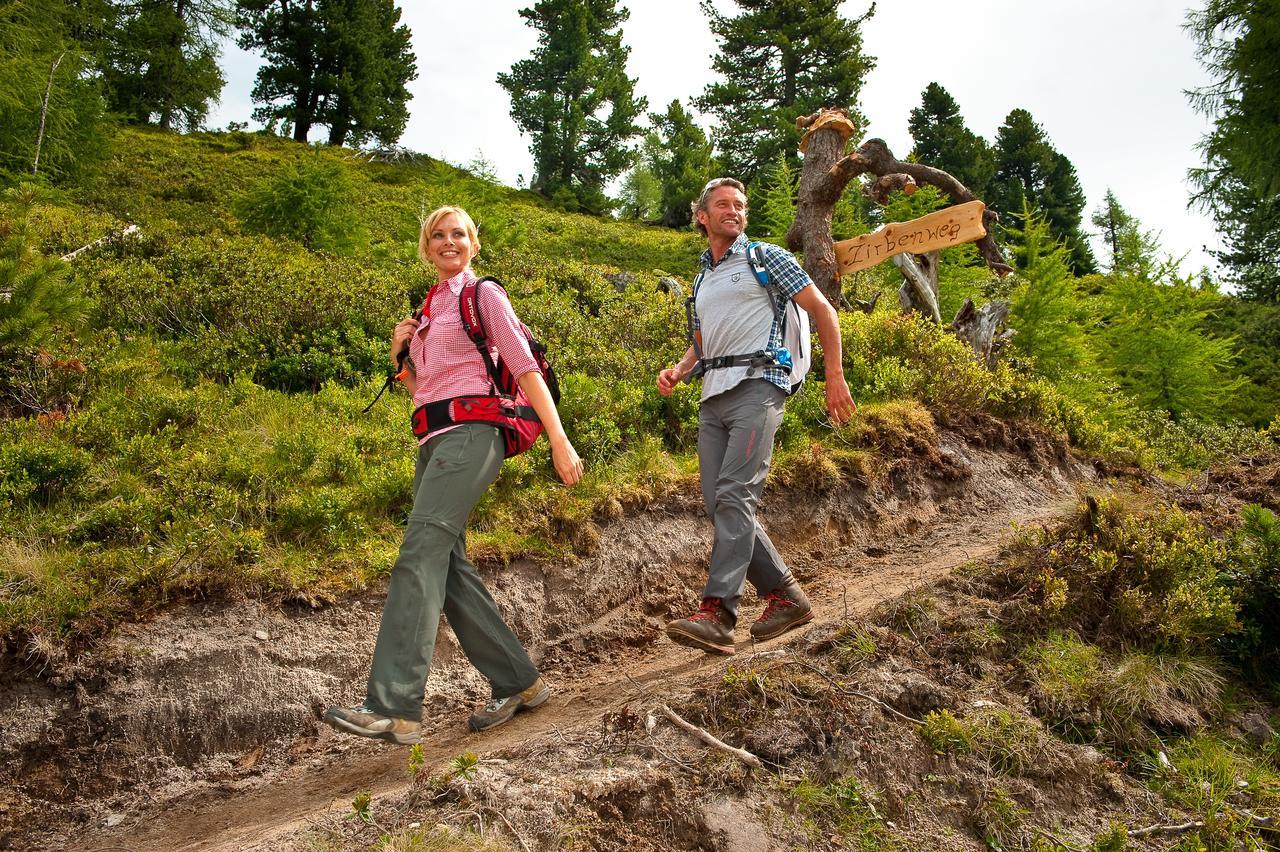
[{"x1": 235, "y1": 156, "x2": 364, "y2": 252}]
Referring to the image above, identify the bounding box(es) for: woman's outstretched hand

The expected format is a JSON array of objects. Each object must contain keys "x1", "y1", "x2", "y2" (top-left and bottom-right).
[{"x1": 550, "y1": 437, "x2": 583, "y2": 486}]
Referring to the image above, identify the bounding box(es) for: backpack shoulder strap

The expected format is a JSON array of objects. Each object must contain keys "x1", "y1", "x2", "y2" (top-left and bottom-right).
[
  {"x1": 746, "y1": 241, "x2": 770, "y2": 287},
  {"x1": 458, "y1": 276, "x2": 505, "y2": 391}
]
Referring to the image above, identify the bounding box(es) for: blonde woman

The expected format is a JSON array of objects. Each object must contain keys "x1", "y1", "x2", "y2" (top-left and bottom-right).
[{"x1": 325, "y1": 206, "x2": 582, "y2": 743}]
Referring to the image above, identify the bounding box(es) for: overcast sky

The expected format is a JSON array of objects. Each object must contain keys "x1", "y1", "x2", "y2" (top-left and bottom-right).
[{"x1": 210, "y1": 0, "x2": 1222, "y2": 274}]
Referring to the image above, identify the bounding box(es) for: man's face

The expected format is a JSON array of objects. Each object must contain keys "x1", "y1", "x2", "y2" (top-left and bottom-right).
[{"x1": 697, "y1": 185, "x2": 747, "y2": 241}]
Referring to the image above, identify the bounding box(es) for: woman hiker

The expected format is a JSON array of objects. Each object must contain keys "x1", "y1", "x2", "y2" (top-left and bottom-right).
[{"x1": 325, "y1": 206, "x2": 583, "y2": 744}]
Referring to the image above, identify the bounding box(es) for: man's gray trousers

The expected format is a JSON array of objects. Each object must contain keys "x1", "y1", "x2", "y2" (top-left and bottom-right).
[{"x1": 697, "y1": 378, "x2": 790, "y2": 616}]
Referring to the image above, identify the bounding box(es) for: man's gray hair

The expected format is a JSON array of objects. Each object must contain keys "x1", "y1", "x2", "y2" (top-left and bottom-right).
[{"x1": 690, "y1": 177, "x2": 747, "y2": 235}]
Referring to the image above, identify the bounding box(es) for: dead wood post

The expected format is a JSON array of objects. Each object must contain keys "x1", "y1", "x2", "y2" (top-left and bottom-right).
[{"x1": 791, "y1": 107, "x2": 1017, "y2": 364}]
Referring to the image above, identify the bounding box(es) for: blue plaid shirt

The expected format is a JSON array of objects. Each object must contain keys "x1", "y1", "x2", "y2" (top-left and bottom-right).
[{"x1": 691, "y1": 234, "x2": 812, "y2": 395}]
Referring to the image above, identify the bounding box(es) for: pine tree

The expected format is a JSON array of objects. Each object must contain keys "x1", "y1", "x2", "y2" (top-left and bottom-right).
[
  {"x1": 497, "y1": 0, "x2": 646, "y2": 214},
  {"x1": 1186, "y1": 0, "x2": 1280, "y2": 301},
  {"x1": 0, "y1": 186, "x2": 92, "y2": 361},
  {"x1": 236, "y1": 0, "x2": 416, "y2": 146},
  {"x1": 102, "y1": 0, "x2": 234, "y2": 131},
  {"x1": 647, "y1": 100, "x2": 714, "y2": 228},
  {"x1": 989, "y1": 108, "x2": 1095, "y2": 275},
  {"x1": 907, "y1": 83, "x2": 994, "y2": 198},
  {"x1": 695, "y1": 0, "x2": 875, "y2": 183}
]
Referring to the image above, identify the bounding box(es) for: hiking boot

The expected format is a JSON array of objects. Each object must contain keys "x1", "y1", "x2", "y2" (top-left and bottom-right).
[
  {"x1": 323, "y1": 704, "x2": 420, "y2": 745},
  {"x1": 665, "y1": 597, "x2": 736, "y2": 655},
  {"x1": 468, "y1": 677, "x2": 551, "y2": 732},
  {"x1": 750, "y1": 575, "x2": 814, "y2": 641}
]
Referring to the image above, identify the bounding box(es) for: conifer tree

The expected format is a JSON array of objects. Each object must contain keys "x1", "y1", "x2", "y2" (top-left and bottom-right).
[
  {"x1": 0, "y1": 186, "x2": 92, "y2": 362},
  {"x1": 754, "y1": 151, "x2": 797, "y2": 241},
  {"x1": 1186, "y1": 0, "x2": 1280, "y2": 301},
  {"x1": 236, "y1": 0, "x2": 416, "y2": 146},
  {"x1": 907, "y1": 83, "x2": 994, "y2": 198},
  {"x1": 989, "y1": 108, "x2": 1095, "y2": 275},
  {"x1": 647, "y1": 100, "x2": 714, "y2": 228},
  {"x1": 1096, "y1": 274, "x2": 1243, "y2": 420},
  {"x1": 617, "y1": 158, "x2": 660, "y2": 221},
  {"x1": 1091, "y1": 190, "x2": 1165, "y2": 280},
  {"x1": 0, "y1": 1, "x2": 109, "y2": 180},
  {"x1": 102, "y1": 0, "x2": 235, "y2": 131},
  {"x1": 695, "y1": 0, "x2": 875, "y2": 183},
  {"x1": 497, "y1": 0, "x2": 646, "y2": 214},
  {"x1": 1005, "y1": 204, "x2": 1095, "y2": 386}
]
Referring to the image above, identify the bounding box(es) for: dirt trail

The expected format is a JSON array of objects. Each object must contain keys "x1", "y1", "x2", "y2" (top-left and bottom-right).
[{"x1": 81, "y1": 465, "x2": 1081, "y2": 852}]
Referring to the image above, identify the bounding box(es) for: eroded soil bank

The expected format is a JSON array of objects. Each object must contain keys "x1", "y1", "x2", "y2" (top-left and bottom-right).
[{"x1": 3, "y1": 422, "x2": 1089, "y2": 851}]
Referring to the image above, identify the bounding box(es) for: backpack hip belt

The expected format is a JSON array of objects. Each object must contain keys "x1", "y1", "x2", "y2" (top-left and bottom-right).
[{"x1": 411, "y1": 395, "x2": 540, "y2": 440}]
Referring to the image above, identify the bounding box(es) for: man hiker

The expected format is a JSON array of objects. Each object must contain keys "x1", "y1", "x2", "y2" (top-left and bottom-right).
[{"x1": 656, "y1": 177, "x2": 856, "y2": 655}]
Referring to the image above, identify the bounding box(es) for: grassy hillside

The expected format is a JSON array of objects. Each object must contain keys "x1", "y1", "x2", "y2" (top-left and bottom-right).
[{"x1": 0, "y1": 128, "x2": 1274, "y2": 661}]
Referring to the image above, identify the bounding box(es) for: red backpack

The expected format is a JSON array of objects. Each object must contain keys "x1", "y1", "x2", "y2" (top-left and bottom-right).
[{"x1": 409, "y1": 276, "x2": 559, "y2": 458}]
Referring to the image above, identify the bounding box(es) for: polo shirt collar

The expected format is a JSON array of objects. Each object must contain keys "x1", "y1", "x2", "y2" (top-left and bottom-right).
[{"x1": 700, "y1": 233, "x2": 750, "y2": 270}]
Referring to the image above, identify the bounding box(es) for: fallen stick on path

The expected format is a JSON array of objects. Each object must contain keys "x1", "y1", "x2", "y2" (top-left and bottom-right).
[
  {"x1": 1128, "y1": 820, "x2": 1206, "y2": 838},
  {"x1": 658, "y1": 704, "x2": 763, "y2": 769}
]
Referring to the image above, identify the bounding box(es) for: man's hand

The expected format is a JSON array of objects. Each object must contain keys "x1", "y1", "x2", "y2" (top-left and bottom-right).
[
  {"x1": 825, "y1": 378, "x2": 857, "y2": 425},
  {"x1": 657, "y1": 366, "x2": 684, "y2": 396},
  {"x1": 391, "y1": 316, "x2": 419, "y2": 367}
]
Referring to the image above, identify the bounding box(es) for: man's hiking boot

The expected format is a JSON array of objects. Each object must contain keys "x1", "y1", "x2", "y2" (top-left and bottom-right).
[
  {"x1": 750, "y1": 575, "x2": 814, "y2": 641},
  {"x1": 468, "y1": 677, "x2": 551, "y2": 732},
  {"x1": 323, "y1": 704, "x2": 420, "y2": 745},
  {"x1": 666, "y1": 597, "x2": 736, "y2": 655}
]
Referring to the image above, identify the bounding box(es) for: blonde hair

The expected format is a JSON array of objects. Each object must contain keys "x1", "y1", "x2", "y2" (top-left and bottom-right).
[{"x1": 418, "y1": 206, "x2": 480, "y2": 268}]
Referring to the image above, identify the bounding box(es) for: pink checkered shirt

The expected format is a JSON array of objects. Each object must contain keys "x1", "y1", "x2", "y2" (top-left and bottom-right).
[{"x1": 408, "y1": 268, "x2": 538, "y2": 443}]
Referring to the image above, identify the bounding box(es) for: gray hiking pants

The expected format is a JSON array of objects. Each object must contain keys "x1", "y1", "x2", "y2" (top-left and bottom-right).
[
  {"x1": 698, "y1": 379, "x2": 790, "y2": 616},
  {"x1": 365, "y1": 423, "x2": 539, "y2": 722}
]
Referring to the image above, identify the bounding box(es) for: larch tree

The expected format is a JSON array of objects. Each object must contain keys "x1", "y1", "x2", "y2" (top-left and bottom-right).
[
  {"x1": 497, "y1": 0, "x2": 646, "y2": 214},
  {"x1": 0, "y1": 0, "x2": 110, "y2": 180},
  {"x1": 1186, "y1": 0, "x2": 1280, "y2": 301},
  {"x1": 907, "y1": 83, "x2": 994, "y2": 199},
  {"x1": 236, "y1": 0, "x2": 416, "y2": 146},
  {"x1": 695, "y1": 0, "x2": 875, "y2": 184},
  {"x1": 102, "y1": 0, "x2": 235, "y2": 131}
]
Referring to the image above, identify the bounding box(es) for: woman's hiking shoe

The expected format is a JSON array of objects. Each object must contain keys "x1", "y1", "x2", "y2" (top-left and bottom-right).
[
  {"x1": 749, "y1": 576, "x2": 814, "y2": 641},
  {"x1": 323, "y1": 704, "x2": 420, "y2": 745},
  {"x1": 468, "y1": 677, "x2": 551, "y2": 732},
  {"x1": 665, "y1": 597, "x2": 736, "y2": 655}
]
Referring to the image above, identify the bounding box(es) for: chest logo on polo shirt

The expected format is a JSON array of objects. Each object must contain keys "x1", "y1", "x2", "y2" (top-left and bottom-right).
[{"x1": 731, "y1": 273, "x2": 741, "y2": 283}]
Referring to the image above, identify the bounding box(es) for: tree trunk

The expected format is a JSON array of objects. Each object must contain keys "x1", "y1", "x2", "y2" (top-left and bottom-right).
[
  {"x1": 32, "y1": 52, "x2": 65, "y2": 176},
  {"x1": 949, "y1": 298, "x2": 1014, "y2": 368}
]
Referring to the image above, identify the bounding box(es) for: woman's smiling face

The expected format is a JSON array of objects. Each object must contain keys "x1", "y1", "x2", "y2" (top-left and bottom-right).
[{"x1": 425, "y1": 213, "x2": 477, "y2": 278}]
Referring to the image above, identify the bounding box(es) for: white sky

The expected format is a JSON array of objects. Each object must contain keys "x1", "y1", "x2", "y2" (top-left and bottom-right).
[{"x1": 210, "y1": 0, "x2": 1223, "y2": 274}]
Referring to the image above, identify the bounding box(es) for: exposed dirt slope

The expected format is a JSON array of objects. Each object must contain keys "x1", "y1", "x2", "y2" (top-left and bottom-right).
[{"x1": 1, "y1": 427, "x2": 1087, "y2": 851}]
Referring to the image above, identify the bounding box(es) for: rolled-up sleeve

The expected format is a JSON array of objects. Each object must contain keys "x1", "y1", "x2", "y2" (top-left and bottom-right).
[{"x1": 477, "y1": 283, "x2": 539, "y2": 379}]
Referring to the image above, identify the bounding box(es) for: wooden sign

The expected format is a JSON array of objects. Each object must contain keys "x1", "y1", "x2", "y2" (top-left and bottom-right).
[{"x1": 835, "y1": 200, "x2": 987, "y2": 275}]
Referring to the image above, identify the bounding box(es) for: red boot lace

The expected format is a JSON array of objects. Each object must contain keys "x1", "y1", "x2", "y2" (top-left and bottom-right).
[
  {"x1": 759, "y1": 590, "x2": 795, "y2": 620},
  {"x1": 688, "y1": 597, "x2": 723, "y2": 621}
]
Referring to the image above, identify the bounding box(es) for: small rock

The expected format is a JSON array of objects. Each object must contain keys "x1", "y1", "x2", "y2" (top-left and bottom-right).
[
  {"x1": 657, "y1": 277, "x2": 684, "y2": 297},
  {"x1": 1237, "y1": 712, "x2": 1275, "y2": 748},
  {"x1": 606, "y1": 271, "x2": 638, "y2": 292},
  {"x1": 104, "y1": 813, "x2": 124, "y2": 828},
  {"x1": 254, "y1": 630, "x2": 269, "y2": 641}
]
